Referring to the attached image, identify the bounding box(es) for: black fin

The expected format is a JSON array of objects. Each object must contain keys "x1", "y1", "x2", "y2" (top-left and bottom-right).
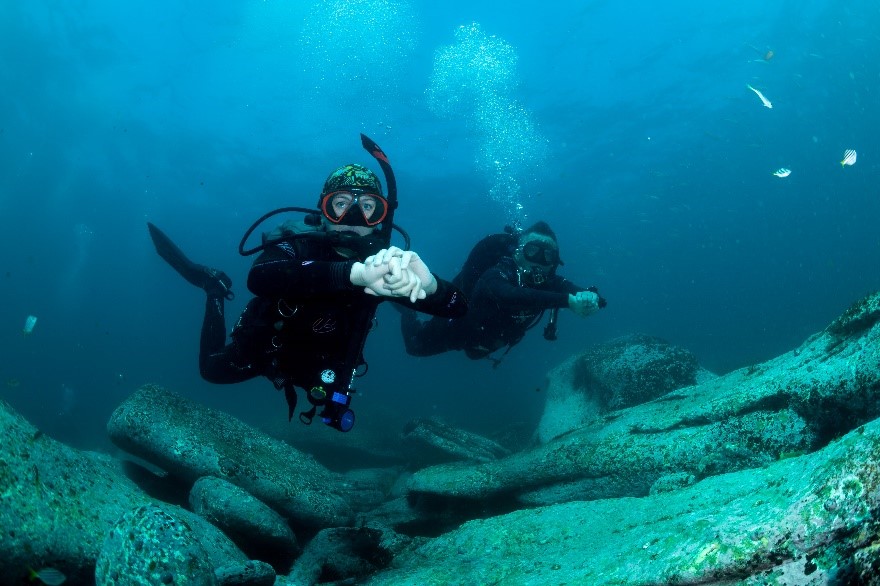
[{"x1": 147, "y1": 222, "x2": 233, "y2": 299}]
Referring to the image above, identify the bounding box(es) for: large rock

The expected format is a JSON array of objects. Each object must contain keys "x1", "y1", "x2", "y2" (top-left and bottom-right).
[
  {"x1": 0, "y1": 399, "x2": 154, "y2": 584},
  {"x1": 215, "y1": 560, "x2": 276, "y2": 586},
  {"x1": 365, "y1": 414, "x2": 880, "y2": 585},
  {"x1": 189, "y1": 476, "x2": 299, "y2": 562},
  {"x1": 95, "y1": 504, "x2": 218, "y2": 585},
  {"x1": 537, "y1": 333, "x2": 715, "y2": 443},
  {"x1": 287, "y1": 527, "x2": 393, "y2": 585},
  {"x1": 400, "y1": 417, "x2": 511, "y2": 465},
  {"x1": 107, "y1": 385, "x2": 353, "y2": 529},
  {"x1": 407, "y1": 292, "x2": 880, "y2": 507}
]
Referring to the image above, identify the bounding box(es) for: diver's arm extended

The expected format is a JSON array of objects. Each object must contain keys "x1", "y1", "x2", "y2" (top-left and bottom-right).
[
  {"x1": 247, "y1": 246, "x2": 358, "y2": 299},
  {"x1": 480, "y1": 268, "x2": 570, "y2": 310},
  {"x1": 389, "y1": 275, "x2": 468, "y2": 318}
]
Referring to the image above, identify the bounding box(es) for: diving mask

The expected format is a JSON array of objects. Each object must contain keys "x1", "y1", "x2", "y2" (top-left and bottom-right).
[
  {"x1": 521, "y1": 240, "x2": 560, "y2": 266},
  {"x1": 320, "y1": 189, "x2": 388, "y2": 228}
]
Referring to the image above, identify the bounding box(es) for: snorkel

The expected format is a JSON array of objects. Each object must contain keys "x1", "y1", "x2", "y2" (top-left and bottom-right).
[{"x1": 359, "y1": 133, "x2": 398, "y2": 249}]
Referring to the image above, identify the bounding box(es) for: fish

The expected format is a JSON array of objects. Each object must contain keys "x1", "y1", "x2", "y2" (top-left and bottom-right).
[
  {"x1": 746, "y1": 84, "x2": 773, "y2": 108},
  {"x1": 772, "y1": 168, "x2": 791, "y2": 178},
  {"x1": 841, "y1": 149, "x2": 857, "y2": 167},
  {"x1": 28, "y1": 567, "x2": 66, "y2": 585},
  {"x1": 23, "y1": 315, "x2": 37, "y2": 335}
]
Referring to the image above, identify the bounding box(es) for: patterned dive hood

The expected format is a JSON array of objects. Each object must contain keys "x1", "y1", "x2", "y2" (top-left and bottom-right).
[{"x1": 320, "y1": 164, "x2": 383, "y2": 198}]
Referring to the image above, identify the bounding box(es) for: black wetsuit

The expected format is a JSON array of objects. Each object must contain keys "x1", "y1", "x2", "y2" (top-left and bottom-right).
[
  {"x1": 401, "y1": 255, "x2": 582, "y2": 360},
  {"x1": 199, "y1": 230, "x2": 467, "y2": 417}
]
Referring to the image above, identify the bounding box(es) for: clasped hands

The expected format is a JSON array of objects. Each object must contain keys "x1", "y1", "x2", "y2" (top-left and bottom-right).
[
  {"x1": 568, "y1": 290, "x2": 600, "y2": 318},
  {"x1": 350, "y1": 247, "x2": 437, "y2": 303}
]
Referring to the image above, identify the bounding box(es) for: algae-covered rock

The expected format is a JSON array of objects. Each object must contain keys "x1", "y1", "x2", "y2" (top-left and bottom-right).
[
  {"x1": 408, "y1": 292, "x2": 880, "y2": 507},
  {"x1": 189, "y1": 476, "x2": 299, "y2": 561},
  {"x1": 365, "y1": 416, "x2": 880, "y2": 585},
  {"x1": 215, "y1": 560, "x2": 276, "y2": 586},
  {"x1": 0, "y1": 399, "x2": 153, "y2": 584},
  {"x1": 537, "y1": 334, "x2": 714, "y2": 443},
  {"x1": 95, "y1": 504, "x2": 216, "y2": 585},
  {"x1": 107, "y1": 385, "x2": 353, "y2": 529}
]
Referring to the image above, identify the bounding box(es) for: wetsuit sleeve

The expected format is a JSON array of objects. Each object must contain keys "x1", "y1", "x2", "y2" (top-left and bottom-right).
[
  {"x1": 481, "y1": 267, "x2": 571, "y2": 310},
  {"x1": 555, "y1": 276, "x2": 586, "y2": 296},
  {"x1": 246, "y1": 245, "x2": 357, "y2": 299},
  {"x1": 391, "y1": 275, "x2": 468, "y2": 318}
]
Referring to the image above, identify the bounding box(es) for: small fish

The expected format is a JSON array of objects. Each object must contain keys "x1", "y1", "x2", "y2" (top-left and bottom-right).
[
  {"x1": 28, "y1": 567, "x2": 66, "y2": 585},
  {"x1": 772, "y1": 168, "x2": 791, "y2": 178},
  {"x1": 841, "y1": 149, "x2": 857, "y2": 167},
  {"x1": 23, "y1": 315, "x2": 37, "y2": 335},
  {"x1": 746, "y1": 84, "x2": 773, "y2": 108}
]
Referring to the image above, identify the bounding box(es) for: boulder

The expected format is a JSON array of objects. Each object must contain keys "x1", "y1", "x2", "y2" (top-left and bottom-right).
[
  {"x1": 365, "y1": 414, "x2": 880, "y2": 585},
  {"x1": 95, "y1": 504, "x2": 218, "y2": 585},
  {"x1": 107, "y1": 385, "x2": 353, "y2": 529},
  {"x1": 0, "y1": 399, "x2": 153, "y2": 584},
  {"x1": 408, "y1": 292, "x2": 880, "y2": 507},
  {"x1": 400, "y1": 417, "x2": 511, "y2": 465},
  {"x1": 189, "y1": 476, "x2": 299, "y2": 562},
  {"x1": 215, "y1": 560, "x2": 276, "y2": 586},
  {"x1": 287, "y1": 527, "x2": 393, "y2": 585},
  {"x1": 537, "y1": 333, "x2": 715, "y2": 443}
]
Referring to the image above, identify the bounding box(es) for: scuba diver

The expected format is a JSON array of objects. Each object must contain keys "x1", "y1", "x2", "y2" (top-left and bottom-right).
[
  {"x1": 148, "y1": 135, "x2": 467, "y2": 432},
  {"x1": 399, "y1": 221, "x2": 606, "y2": 367}
]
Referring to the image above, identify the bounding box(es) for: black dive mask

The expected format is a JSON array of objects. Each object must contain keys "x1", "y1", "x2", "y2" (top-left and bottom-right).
[{"x1": 521, "y1": 240, "x2": 559, "y2": 266}]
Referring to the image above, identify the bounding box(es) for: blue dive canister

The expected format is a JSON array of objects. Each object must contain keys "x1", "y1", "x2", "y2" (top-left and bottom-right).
[{"x1": 323, "y1": 391, "x2": 355, "y2": 432}]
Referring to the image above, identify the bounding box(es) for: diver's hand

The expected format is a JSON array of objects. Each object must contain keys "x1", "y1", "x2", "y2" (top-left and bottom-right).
[
  {"x1": 365, "y1": 248, "x2": 437, "y2": 300},
  {"x1": 368, "y1": 247, "x2": 407, "y2": 265},
  {"x1": 568, "y1": 291, "x2": 600, "y2": 318},
  {"x1": 395, "y1": 250, "x2": 437, "y2": 295},
  {"x1": 350, "y1": 261, "x2": 395, "y2": 297},
  {"x1": 382, "y1": 257, "x2": 427, "y2": 303},
  {"x1": 353, "y1": 257, "x2": 426, "y2": 301}
]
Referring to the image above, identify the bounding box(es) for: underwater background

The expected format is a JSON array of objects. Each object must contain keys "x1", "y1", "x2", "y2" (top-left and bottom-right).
[{"x1": 1, "y1": 0, "x2": 878, "y2": 452}]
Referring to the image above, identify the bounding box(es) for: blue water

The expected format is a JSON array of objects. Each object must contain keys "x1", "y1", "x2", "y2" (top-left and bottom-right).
[{"x1": 2, "y1": 1, "x2": 878, "y2": 449}]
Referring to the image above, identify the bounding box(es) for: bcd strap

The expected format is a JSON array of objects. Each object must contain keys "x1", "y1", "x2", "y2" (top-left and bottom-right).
[{"x1": 284, "y1": 383, "x2": 298, "y2": 422}]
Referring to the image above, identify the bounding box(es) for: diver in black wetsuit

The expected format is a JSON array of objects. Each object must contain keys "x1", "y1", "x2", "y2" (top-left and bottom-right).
[
  {"x1": 148, "y1": 137, "x2": 467, "y2": 431},
  {"x1": 399, "y1": 221, "x2": 605, "y2": 366}
]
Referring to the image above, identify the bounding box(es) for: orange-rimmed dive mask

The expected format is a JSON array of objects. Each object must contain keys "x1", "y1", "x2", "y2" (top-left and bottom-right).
[{"x1": 320, "y1": 189, "x2": 389, "y2": 227}]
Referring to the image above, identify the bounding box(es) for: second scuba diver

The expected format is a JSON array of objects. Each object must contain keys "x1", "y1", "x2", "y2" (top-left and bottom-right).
[{"x1": 399, "y1": 221, "x2": 605, "y2": 367}]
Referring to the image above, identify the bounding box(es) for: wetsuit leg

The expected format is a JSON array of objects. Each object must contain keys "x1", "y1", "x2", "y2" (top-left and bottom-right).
[
  {"x1": 199, "y1": 292, "x2": 256, "y2": 383},
  {"x1": 400, "y1": 311, "x2": 459, "y2": 357}
]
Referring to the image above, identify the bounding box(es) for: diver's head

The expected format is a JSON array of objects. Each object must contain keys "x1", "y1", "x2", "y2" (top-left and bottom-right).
[
  {"x1": 514, "y1": 221, "x2": 562, "y2": 285},
  {"x1": 318, "y1": 163, "x2": 387, "y2": 236}
]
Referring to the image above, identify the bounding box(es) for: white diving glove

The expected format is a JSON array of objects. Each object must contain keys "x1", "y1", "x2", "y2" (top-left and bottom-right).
[
  {"x1": 350, "y1": 260, "x2": 400, "y2": 298},
  {"x1": 382, "y1": 256, "x2": 426, "y2": 303},
  {"x1": 393, "y1": 250, "x2": 437, "y2": 296},
  {"x1": 364, "y1": 247, "x2": 437, "y2": 303},
  {"x1": 568, "y1": 290, "x2": 600, "y2": 318}
]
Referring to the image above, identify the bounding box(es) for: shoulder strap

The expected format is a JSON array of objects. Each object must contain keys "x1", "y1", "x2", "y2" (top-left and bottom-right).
[{"x1": 453, "y1": 232, "x2": 517, "y2": 297}]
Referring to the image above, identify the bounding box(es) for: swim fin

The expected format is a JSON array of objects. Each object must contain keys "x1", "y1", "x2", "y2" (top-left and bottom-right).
[{"x1": 147, "y1": 222, "x2": 234, "y2": 299}]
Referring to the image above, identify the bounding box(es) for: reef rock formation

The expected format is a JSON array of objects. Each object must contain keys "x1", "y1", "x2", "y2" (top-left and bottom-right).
[
  {"x1": 95, "y1": 504, "x2": 219, "y2": 585},
  {"x1": 537, "y1": 333, "x2": 716, "y2": 443},
  {"x1": 407, "y1": 293, "x2": 880, "y2": 507},
  {"x1": 107, "y1": 385, "x2": 352, "y2": 529},
  {"x1": 400, "y1": 416, "x2": 511, "y2": 465},
  {"x1": 0, "y1": 402, "x2": 152, "y2": 582},
  {"x1": 189, "y1": 476, "x2": 299, "y2": 563},
  {"x1": 366, "y1": 412, "x2": 880, "y2": 585},
  {"x1": 2, "y1": 291, "x2": 879, "y2": 585}
]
